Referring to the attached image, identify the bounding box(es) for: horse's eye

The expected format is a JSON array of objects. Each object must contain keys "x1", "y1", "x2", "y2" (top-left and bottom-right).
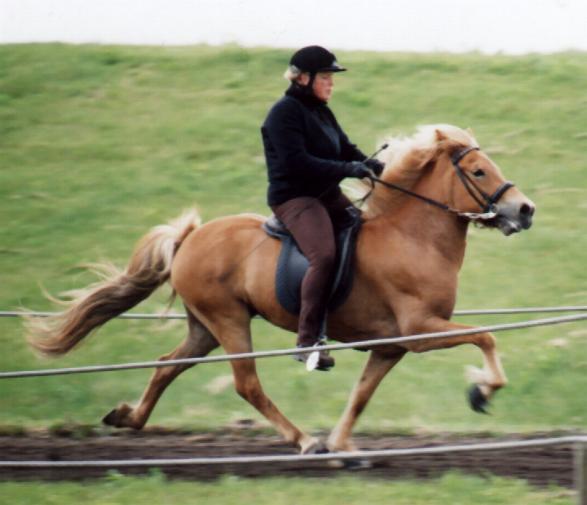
[{"x1": 473, "y1": 169, "x2": 485, "y2": 178}]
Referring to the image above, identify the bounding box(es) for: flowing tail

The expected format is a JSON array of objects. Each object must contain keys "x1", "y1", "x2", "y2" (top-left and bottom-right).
[{"x1": 26, "y1": 210, "x2": 200, "y2": 356}]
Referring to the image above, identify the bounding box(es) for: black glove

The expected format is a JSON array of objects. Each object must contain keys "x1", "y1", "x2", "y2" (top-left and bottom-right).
[
  {"x1": 344, "y1": 161, "x2": 372, "y2": 179},
  {"x1": 365, "y1": 158, "x2": 385, "y2": 176}
]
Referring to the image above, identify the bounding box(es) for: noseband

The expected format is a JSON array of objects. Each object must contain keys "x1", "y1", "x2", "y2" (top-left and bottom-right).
[{"x1": 368, "y1": 146, "x2": 515, "y2": 220}]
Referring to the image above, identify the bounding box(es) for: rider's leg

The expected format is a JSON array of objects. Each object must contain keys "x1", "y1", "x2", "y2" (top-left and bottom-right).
[
  {"x1": 322, "y1": 188, "x2": 357, "y2": 229},
  {"x1": 271, "y1": 197, "x2": 336, "y2": 368}
]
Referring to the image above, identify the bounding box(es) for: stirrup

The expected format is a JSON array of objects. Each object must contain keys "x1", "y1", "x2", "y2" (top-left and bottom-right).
[{"x1": 294, "y1": 338, "x2": 335, "y2": 372}]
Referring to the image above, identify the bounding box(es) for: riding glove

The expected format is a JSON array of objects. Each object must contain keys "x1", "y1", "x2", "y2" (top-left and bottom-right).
[
  {"x1": 365, "y1": 159, "x2": 385, "y2": 176},
  {"x1": 344, "y1": 161, "x2": 372, "y2": 179}
]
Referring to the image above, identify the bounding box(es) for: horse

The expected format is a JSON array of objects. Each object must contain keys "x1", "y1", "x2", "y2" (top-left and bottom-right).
[{"x1": 26, "y1": 124, "x2": 535, "y2": 455}]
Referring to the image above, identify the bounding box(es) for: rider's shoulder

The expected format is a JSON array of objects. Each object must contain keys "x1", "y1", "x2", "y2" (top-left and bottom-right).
[{"x1": 265, "y1": 95, "x2": 304, "y2": 122}]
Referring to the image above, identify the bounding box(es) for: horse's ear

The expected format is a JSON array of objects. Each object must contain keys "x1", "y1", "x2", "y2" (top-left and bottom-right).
[{"x1": 435, "y1": 129, "x2": 448, "y2": 142}]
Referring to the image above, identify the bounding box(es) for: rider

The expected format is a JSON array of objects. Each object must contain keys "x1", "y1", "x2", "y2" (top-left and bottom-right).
[{"x1": 261, "y1": 45, "x2": 384, "y2": 371}]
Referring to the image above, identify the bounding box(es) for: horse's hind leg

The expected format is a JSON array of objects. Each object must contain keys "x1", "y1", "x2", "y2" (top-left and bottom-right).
[
  {"x1": 201, "y1": 310, "x2": 323, "y2": 454},
  {"x1": 328, "y1": 349, "x2": 405, "y2": 452},
  {"x1": 103, "y1": 308, "x2": 219, "y2": 429}
]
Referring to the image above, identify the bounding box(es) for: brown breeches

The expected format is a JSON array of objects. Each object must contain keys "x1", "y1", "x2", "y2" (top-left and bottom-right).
[{"x1": 271, "y1": 191, "x2": 354, "y2": 346}]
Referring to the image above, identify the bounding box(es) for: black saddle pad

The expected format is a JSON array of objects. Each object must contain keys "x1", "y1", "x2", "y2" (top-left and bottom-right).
[{"x1": 263, "y1": 207, "x2": 362, "y2": 315}]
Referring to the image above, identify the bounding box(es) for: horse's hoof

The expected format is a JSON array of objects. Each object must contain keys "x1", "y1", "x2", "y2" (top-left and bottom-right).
[
  {"x1": 102, "y1": 404, "x2": 134, "y2": 428},
  {"x1": 343, "y1": 458, "x2": 372, "y2": 470},
  {"x1": 303, "y1": 440, "x2": 330, "y2": 455},
  {"x1": 468, "y1": 384, "x2": 490, "y2": 414},
  {"x1": 102, "y1": 409, "x2": 116, "y2": 426},
  {"x1": 102, "y1": 408, "x2": 121, "y2": 427}
]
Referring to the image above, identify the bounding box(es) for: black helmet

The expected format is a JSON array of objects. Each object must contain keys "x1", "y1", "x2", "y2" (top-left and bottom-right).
[{"x1": 289, "y1": 45, "x2": 346, "y2": 74}]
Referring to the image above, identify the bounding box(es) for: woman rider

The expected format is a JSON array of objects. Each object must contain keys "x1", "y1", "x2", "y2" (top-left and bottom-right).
[{"x1": 261, "y1": 45, "x2": 384, "y2": 371}]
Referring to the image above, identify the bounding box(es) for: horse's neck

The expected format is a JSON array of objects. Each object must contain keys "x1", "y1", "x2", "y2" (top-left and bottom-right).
[
  {"x1": 374, "y1": 197, "x2": 469, "y2": 266},
  {"x1": 405, "y1": 199, "x2": 466, "y2": 242}
]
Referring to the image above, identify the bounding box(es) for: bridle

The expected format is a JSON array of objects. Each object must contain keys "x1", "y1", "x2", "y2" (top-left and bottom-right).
[
  {"x1": 450, "y1": 146, "x2": 515, "y2": 215},
  {"x1": 367, "y1": 146, "x2": 515, "y2": 220}
]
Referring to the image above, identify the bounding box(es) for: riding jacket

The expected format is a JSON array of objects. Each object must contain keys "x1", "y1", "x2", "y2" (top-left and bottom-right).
[{"x1": 261, "y1": 84, "x2": 366, "y2": 206}]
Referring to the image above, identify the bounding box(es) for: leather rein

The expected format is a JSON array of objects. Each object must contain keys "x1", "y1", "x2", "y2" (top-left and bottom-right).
[{"x1": 367, "y1": 146, "x2": 515, "y2": 221}]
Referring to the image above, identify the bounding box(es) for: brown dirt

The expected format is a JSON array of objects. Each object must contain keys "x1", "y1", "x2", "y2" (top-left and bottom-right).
[{"x1": 0, "y1": 429, "x2": 580, "y2": 487}]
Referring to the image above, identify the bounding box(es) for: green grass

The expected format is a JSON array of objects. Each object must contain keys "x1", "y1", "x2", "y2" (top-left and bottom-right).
[
  {"x1": 0, "y1": 472, "x2": 574, "y2": 505},
  {"x1": 1, "y1": 44, "x2": 587, "y2": 435}
]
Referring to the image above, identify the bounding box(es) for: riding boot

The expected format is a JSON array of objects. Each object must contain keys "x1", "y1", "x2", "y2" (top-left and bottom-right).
[{"x1": 294, "y1": 316, "x2": 335, "y2": 371}]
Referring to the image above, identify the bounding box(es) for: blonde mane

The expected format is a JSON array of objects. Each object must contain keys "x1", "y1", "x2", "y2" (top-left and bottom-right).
[{"x1": 359, "y1": 124, "x2": 479, "y2": 217}]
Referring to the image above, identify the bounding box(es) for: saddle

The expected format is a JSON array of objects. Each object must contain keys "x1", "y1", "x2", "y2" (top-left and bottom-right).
[{"x1": 262, "y1": 207, "x2": 362, "y2": 315}]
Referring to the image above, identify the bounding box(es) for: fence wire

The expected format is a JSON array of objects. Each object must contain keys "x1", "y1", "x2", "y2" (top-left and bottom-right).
[
  {"x1": 1, "y1": 435, "x2": 586, "y2": 468},
  {"x1": 1, "y1": 313, "x2": 586, "y2": 379},
  {"x1": 2, "y1": 305, "x2": 587, "y2": 320}
]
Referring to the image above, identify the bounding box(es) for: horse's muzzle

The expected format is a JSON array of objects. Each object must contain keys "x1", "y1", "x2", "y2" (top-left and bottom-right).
[{"x1": 494, "y1": 199, "x2": 536, "y2": 236}]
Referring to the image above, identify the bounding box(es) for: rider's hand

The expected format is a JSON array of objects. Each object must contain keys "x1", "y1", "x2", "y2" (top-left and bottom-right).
[
  {"x1": 344, "y1": 161, "x2": 373, "y2": 179},
  {"x1": 365, "y1": 159, "x2": 385, "y2": 177}
]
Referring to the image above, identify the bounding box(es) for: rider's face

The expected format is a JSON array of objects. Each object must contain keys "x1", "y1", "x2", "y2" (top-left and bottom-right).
[{"x1": 312, "y1": 72, "x2": 334, "y2": 102}]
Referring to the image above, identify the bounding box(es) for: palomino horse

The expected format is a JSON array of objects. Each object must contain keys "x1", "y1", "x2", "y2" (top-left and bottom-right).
[{"x1": 27, "y1": 124, "x2": 535, "y2": 454}]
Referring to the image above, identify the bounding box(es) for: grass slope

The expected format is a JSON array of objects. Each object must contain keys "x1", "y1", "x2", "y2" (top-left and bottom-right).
[{"x1": 1, "y1": 44, "x2": 586, "y2": 435}]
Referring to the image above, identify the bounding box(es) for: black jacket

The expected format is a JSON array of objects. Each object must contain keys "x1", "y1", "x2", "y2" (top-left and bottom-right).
[{"x1": 261, "y1": 84, "x2": 366, "y2": 206}]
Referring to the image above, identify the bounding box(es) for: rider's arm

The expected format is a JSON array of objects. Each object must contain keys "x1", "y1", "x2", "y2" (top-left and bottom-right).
[
  {"x1": 327, "y1": 109, "x2": 367, "y2": 162},
  {"x1": 338, "y1": 128, "x2": 367, "y2": 162}
]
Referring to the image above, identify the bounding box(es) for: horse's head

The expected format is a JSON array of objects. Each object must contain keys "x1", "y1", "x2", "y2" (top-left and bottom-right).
[
  {"x1": 435, "y1": 128, "x2": 535, "y2": 235},
  {"x1": 366, "y1": 125, "x2": 535, "y2": 236}
]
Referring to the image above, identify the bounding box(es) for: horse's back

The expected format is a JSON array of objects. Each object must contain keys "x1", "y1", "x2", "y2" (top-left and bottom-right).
[{"x1": 171, "y1": 213, "x2": 282, "y2": 315}]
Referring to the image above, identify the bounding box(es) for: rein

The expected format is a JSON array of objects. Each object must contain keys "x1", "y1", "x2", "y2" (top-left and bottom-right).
[{"x1": 366, "y1": 147, "x2": 515, "y2": 221}]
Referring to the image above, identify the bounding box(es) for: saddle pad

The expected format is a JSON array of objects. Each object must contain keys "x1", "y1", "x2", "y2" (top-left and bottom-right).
[{"x1": 263, "y1": 211, "x2": 362, "y2": 315}]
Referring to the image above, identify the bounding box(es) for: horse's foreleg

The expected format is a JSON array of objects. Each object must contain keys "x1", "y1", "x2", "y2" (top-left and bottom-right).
[
  {"x1": 400, "y1": 317, "x2": 507, "y2": 411},
  {"x1": 103, "y1": 310, "x2": 219, "y2": 429},
  {"x1": 202, "y1": 314, "x2": 322, "y2": 454},
  {"x1": 328, "y1": 350, "x2": 405, "y2": 452},
  {"x1": 230, "y1": 357, "x2": 325, "y2": 453}
]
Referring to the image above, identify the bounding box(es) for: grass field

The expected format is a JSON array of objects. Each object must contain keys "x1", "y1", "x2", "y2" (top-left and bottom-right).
[
  {"x1": 0, "y1": 44, "x2": 586, "y2": 502},
  {"x1": 0, "y1": 472, "x2": 575, "y2": 505}
]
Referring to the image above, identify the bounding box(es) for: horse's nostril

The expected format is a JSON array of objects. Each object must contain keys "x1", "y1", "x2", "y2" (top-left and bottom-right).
[{"x1": 520, "y1": 203, "x2": 534, "y2": 216}]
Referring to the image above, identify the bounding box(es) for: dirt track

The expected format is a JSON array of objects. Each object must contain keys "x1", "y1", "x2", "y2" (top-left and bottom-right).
[{"x1": 0, "y1": 429, "x2": 580, "y2": 487}]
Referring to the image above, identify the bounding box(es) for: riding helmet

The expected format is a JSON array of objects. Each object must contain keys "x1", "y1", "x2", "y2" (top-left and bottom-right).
[{"x1": 289, "y1": 45, "x2": 347, "y2": 74}]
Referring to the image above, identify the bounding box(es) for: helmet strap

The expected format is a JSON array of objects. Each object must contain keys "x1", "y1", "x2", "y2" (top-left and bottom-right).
[
  {"x1": 287, "y1": 72, "x2": 326, "y2": 105},
  {"x1": 301, "y1": 72, "x2": 317, "y2": 99}
]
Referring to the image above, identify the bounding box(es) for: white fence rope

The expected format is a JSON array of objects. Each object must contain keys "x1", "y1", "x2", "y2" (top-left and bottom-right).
[
  {"x1": 1, "y1": 435, "x2": 586, "y2": 468},
  {"x1": 1, "y1": 313, "x2": 586, "y2": 379},
  {"x1": 0, "y1": 311, "x2": 184, "y2": 320},
  {"x1": 2, "y1": 305, "x2": 587, "y2": 320},
  {"x1": 454, "y1": 306, "x2": 587, "y2": 315}
]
